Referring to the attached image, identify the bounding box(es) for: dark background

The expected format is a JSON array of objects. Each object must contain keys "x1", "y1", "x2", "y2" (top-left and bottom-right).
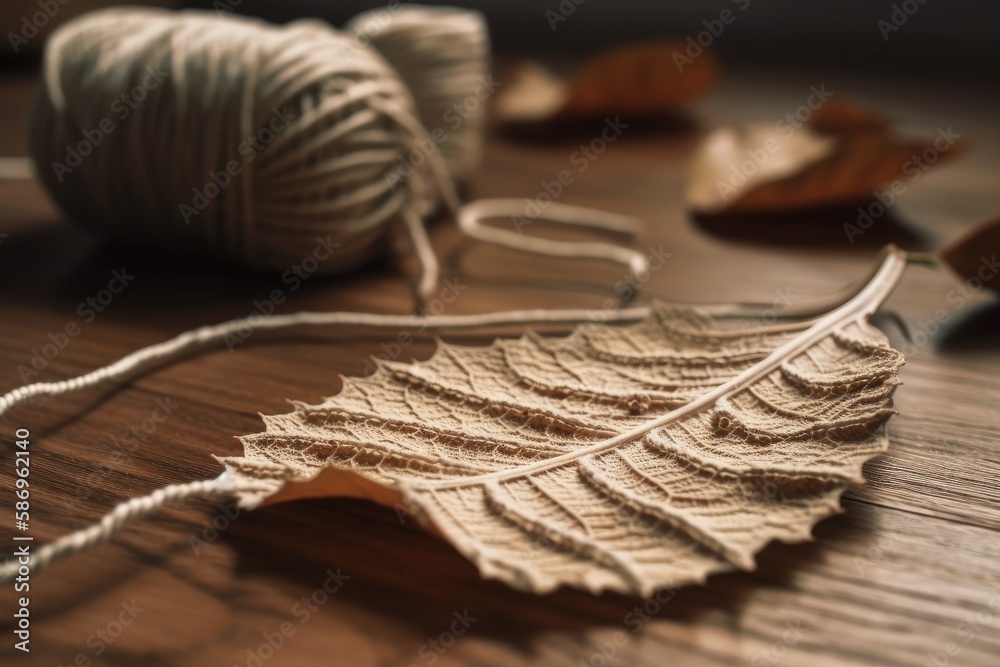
[{"x1": 3, "y1": 0, "x2": 999, "y2": 85}]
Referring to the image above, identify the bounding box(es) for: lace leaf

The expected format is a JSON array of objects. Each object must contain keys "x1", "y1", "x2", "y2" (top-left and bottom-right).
[{"x1": 220, "y1": 248, "x2": 907, "y2": 595}]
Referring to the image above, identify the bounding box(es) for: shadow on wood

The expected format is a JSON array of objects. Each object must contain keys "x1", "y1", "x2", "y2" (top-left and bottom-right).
[
  {"x1": 692, "y1": 199, "x2": 933, "y2": 251},
  {"x1": 496, "y1": 112, "x2": 698, "y2": 144},
  {"x1": 210, "y1": 495, "x2": 850, "y2": 652},
  {"x1": 936, "y1": 300, "x2": 1000, "y2": 352}
]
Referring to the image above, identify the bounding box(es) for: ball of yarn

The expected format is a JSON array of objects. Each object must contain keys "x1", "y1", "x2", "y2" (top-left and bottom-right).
[
  {"x1": 29, "y1": 6, "x2": 487, "y2": 274},
  {"x1": 346, "y1": 5, "x2": 489, "y2": 184}
]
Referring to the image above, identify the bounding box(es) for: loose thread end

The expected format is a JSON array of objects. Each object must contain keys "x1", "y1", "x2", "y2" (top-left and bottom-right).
[{"x1": 905, "y1": 251, "x2": 938, "y2": 268}]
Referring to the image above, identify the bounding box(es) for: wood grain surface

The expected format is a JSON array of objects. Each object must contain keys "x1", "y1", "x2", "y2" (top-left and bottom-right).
[{"x1": 0, "y1": 63, "x2": 998, "y2": 667}]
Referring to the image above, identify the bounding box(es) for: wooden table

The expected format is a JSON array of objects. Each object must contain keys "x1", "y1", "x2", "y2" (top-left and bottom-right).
[{"x1": 0, "y1": 64, "x2": 998, "y2": 667}]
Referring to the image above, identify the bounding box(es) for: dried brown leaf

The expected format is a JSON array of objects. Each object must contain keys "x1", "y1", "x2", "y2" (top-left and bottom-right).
[
  {"x1": 807, "y1": 99, "x2": 892, "y2": 135},
  {"x1": 494, "y1": 42, "x2": 717, "y2": 123},
  {"x1": 942, "y1": 218, "x2": 1000, "y2": 292},
  {"x1": 220, "y1": 249, "x2": 907, "y2": 596},
  {"x1": 686, "y1": 101, "x2": 967, "y2": 214}
]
